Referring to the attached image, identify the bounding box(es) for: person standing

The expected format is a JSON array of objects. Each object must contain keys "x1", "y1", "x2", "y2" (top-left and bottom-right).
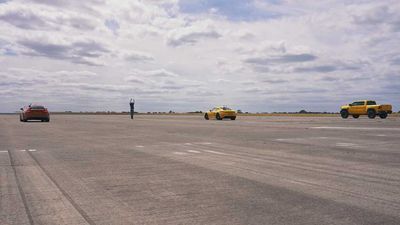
[{"x1": 129, "y1": 98, "x2": 135, "y2": 119}]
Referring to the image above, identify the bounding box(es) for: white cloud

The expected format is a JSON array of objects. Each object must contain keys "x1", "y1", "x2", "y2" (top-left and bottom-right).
[
  {"x1": 166, "y1": 20, "x2": 221, "y2": 46},
  {"x1": 0, "y1": 0, "x2": 399, "y2": 112},
  {"x1": 123, "y1": 51, "x2": 154, "y2": 62}
]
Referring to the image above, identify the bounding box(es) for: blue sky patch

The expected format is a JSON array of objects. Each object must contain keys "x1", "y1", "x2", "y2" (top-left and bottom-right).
[
  {"x1": 3, "y1": 48, "x2": 17, "y2": 56},
  {"x1": 178, "y1": 0, "x2": 281, "y2": 21},
  {"x1": 105, "y1": 19, "x2": 120, "y2": 35}
]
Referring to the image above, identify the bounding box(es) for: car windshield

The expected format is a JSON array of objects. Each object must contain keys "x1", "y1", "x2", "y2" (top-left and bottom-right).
[
  {"x1": 222, "y1": 107, "x2": 231, "y2": 110},
  {"x1": 30, "y1": 105, "x2": 45, "y2": 110}
]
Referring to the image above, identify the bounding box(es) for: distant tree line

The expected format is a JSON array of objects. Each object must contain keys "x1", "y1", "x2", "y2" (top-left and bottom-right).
[{"x1": 44, "y1": 109, "x2": 400, "y2": 115}]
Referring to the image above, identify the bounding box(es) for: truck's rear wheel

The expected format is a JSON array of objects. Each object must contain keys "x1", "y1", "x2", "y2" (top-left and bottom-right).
[
  {"x1": 367, "y1": 109, "x2": 376, "y2": 119},
  {"x1": 340, "y1": 110, "x2": 349, "y2": 119},
  {"x1": 379, "y1": 112, "x2": 388, "y2": 119},
  {"x1": 352, "y1": 115, "x2": 359, "y2": 119}
]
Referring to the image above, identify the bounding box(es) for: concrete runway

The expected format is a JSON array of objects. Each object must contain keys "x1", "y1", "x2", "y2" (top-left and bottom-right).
[{"x1": 1, "y1": 114, "x2": 400, "y2": 225}]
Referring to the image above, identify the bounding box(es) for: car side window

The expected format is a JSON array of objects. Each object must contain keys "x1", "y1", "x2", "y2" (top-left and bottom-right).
[
  {"x1": 352, "y1": 101, "x2": 365, "y2": 106},
  {"x1": 367, "y1": 101, "x2": 376, "y2": 105}
]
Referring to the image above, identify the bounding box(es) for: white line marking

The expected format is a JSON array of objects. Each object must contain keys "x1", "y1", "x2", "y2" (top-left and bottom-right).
[
  {"x1": 28, "y1": 149, "x2": 37, "y2": 152},
  {"x1": 276, "y1": 139, "x2": 285, "y2": 141},
  {"x1": 312, "y1": 127, "x2": 400, "y2": 131},
  {"x1": 187, "y1": 150, "x2": 201, "y2": 153},
  {"x1": 194, "y1": 142, "x2": 212, "y2": 145},
  {"x1": 336, "y1": 143, "x2": 359, "y2": 148},
  {"x1": 0, "y1": 150, "x2": 8, "y2": 153},
  {"x1": 376, "y1": 134, "x2": 387, "y2": 137},
  {"x1": 184, "y1": 143, "x2": 192, "y2": 146},
  {"x1": 173, "y1": 152, "x2": 188, "y2": 155},
  {"x1": 20, "y1": 150, "x2": 26, "y2": 152},
  {"x1": 136, "y1": 145, "x2": 144, "y2": 148},
  {"x1": 276, "y1": 137, "x2": 330, "y2": 142},
  {"x1": 204, "y1": 150, "x2": 226, "y2": 155},
  {"x1": 276, "y1": 138, "x2": 306, "y2": 141}
]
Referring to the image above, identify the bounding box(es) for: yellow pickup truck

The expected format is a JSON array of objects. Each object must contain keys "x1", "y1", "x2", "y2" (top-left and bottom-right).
[{"x1": 340, "y1": 100, "x2": 392, "y2": 119}]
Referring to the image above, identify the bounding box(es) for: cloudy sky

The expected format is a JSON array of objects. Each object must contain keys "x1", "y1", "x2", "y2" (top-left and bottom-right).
[{"x1": 0, "y1": 0, "x2": 399, "y2": 113}]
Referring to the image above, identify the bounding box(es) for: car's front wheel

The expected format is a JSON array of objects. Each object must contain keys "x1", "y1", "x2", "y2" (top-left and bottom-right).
[
  {"x1": 231, "y1": 117, "x2": 236, "y2": 120},
  {"x1": 204, "y1": 113, "x2": 209, "y2": 120},
  {"x1": 379, "y1": 112, "x2": 388, "y2": 119},
  {"x1": 216, "y1": 113, "x2": 222, "y2": 120},
  {"x1": 352, "y1": 115, "x2": 359, "y2": 119},
  {"x1": 340, "y1": 110, "x2": 349, "y2": 119},
  {"x1": 367, "y1": 109, "x2": 376, "y2": 119}
]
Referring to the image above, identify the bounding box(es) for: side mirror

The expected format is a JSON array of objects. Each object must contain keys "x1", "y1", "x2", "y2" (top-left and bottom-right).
[
  {"x1": 209, "y1": 110, "x2": 212, "y2": 112},
  {"x1": 349, "y1": 104, "x2": 353, "y2": 106},
  {"x1": 20, "y1": 108, "x2": 23, "y2": 110}
]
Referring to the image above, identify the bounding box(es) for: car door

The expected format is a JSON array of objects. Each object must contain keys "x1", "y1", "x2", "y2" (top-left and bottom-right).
[
  {"x1": 208, "y1": 108, "x2": 216, "y2": 119},
  {"x1": 350, "y1": 101, "x2": 365, "y2": 114},
  {"x1": 357, "y1": 101, "x2": 367, "y2": 114}
]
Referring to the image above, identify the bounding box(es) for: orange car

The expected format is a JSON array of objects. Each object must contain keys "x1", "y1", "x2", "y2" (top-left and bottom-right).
[{"x1": 20, "y1": 104, "x2": 50, "y2": 122}]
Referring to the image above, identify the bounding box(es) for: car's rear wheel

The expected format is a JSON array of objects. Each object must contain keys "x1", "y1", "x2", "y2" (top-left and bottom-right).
[
  {"x1": 20, "y1": 115, "x2": 23, "y2": 122},
  {"x1": 231, "y1": 117, "x2": 236, "y2": 120},
  {"x1": 379, "y1": 112, "x2": 388, "y2": 119},
  {"x1": 367, "y1": 109, "x2": 376, "y2": 119},
  {"x1": 352, "y1": 115, "x2": 359, "y2": 119},
  {"x1": 216, "y1": 113, "x2": 222, "y2": 120},
  {"x1": 204, "y1": 113, "x2": 209, "y2": 120},
  {"x1": 340, "y1": 110, "x2": 349, "y2": 119}
]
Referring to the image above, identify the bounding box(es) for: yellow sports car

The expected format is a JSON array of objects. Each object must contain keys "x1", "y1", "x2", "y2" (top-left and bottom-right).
[{"x1": 204, "y1": 106, "x2": 237, "y2": 120}]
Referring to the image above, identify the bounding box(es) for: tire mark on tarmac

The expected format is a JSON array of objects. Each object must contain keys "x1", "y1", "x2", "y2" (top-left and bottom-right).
[
  {"x1": 7, "y1": 150, "x2": 34, "y2": 225},
  {"x1": 171, "y1": 147, "x2": 400, "y2": 212},
  {"x1": 271, "y1": 138, "x2": 400, "y2": 157},
  {"x1": 138, "y1": 142, "x2": 400, "y2": 183},
  {"x1": 191, "y1": 143, "x2": 400, "y2": 186},
  {"x1": 142, "y1": 143, "x2": 400, "y2": 211},
  {"x1": 311, "y1": 126, "x2": 400, "y2": 131},
  {"x1": 26, "y1": 150, "x2": 96, "y2": 225}
]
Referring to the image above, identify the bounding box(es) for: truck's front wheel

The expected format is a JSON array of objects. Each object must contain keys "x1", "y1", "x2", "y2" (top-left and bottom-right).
[
  {"x1": 367, "y1": 109, "x2": 376, "y2": 119},
  {"x1": 379, "y1": 111, "x2": 388, "y2": 119},
  {"x1": 352, "y1": 115, "x2": 359, "y2": 119},
  {"x1": 340, "y1": 110, "x2": 349, "y2": 119}
]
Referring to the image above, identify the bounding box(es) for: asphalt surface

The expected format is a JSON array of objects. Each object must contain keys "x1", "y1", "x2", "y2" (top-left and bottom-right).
[{"x1": 1, "y1": 114, "x2": 400, "y2": 225}]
